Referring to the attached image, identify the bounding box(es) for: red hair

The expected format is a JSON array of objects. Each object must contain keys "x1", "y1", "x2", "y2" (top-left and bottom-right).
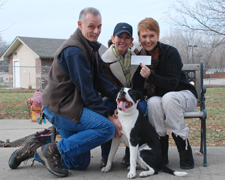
[{"x1": 138, "y1": 18, "x2": 160, "y2": 36}]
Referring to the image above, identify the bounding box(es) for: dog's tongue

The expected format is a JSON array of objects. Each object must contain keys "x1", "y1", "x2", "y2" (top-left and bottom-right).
[{"x1": 119, "y1": 101, "x2": 126, "y2": 112}]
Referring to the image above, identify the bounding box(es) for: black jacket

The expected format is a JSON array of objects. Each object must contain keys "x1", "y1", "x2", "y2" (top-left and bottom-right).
[{"x1": 135, "y1": 42, "x2": 198, "y2": 98}]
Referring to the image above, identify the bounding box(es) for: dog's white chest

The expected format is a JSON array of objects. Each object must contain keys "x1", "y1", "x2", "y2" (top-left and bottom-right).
[{"x1": 118, "y1": 111, "x2": 138, "y2": 147}]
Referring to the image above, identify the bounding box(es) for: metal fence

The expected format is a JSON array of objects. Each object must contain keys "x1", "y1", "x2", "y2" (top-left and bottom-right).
[
  {"x1": 204, "y1": 68, "x2": 225, "y2": 86},
  {"x1": 0, "y1": 65, "x2": 225, "y2": 91},
  {"x1": 0, "y1": 65, "x2": 51, "y2": 91}
]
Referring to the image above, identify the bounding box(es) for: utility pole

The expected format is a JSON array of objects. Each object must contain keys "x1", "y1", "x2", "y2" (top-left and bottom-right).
[
  {"x1": 188, "y1": 45, "x2": 197, "y2": 63},
  {"x1": 196, "y1": 55, "x2": 202, "y2": 63}
]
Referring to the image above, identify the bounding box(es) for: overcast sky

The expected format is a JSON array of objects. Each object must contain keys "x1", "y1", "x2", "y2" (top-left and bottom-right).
[{"x1": 1, "y1": 0, "x2": 180, "y2": 47}]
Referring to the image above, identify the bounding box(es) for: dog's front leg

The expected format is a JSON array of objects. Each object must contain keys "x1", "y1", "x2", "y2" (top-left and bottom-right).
[
  {"x1": 101, "y1": 138, "x2": 120, "y2": 172},
  {"x1": 127, "y1": 145, "x2": 138, "y2": 179}
]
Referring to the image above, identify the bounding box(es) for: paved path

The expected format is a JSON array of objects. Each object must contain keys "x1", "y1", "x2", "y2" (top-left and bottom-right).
[
  {"x1": 0, "y1": 119, "x2": 51, "y2": 142},
  {"x1": 204, "y1": 78, "x2": 225, "y2": 86},
  {"x1": 0, "y1": 119, "x2": 225, "y2": 179}
]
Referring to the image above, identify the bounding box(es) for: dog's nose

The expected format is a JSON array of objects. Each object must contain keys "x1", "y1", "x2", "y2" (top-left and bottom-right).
[{"x1": 120, "y1": 91, "x2": 126, "y2": 97}]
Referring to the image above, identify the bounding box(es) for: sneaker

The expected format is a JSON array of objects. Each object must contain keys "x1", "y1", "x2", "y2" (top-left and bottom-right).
[
  {"x1": 33, "y1": 153, "x2": 45, "y2": 166},
  {"x1": 8, "y1": 135, "x2": 42, "y2": 169},
  {"x1": 36, "y1": 141, "x2": 69, "y2": 177}
]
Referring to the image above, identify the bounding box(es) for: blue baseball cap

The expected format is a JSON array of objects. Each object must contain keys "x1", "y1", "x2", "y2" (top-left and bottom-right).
[{"x1": 113, "y1": 22, "x2": 133, "y2": 38}]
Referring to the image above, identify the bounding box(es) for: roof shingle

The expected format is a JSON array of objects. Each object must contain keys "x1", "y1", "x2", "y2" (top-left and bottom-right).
[
  {"x1": 18, "y1": 36, "x2": 107, "y2": 58},
  {"x1": 18, "y1": 37, "x2": 65, "y2": 58}
]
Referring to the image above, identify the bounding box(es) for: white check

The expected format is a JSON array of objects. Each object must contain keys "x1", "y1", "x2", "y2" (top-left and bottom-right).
[{"x1": 131, "y1": 55, "x2": 151, "y2": 65}]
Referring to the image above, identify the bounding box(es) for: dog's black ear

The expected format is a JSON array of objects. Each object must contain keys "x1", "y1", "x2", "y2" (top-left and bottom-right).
[
  {"x1": 135, "y1": 90, "x2": 144, "y2": 102},
  {"x1": 115, "y1": 87, "x2": 122, "y2": 95},
  {"x1": 113, "y1": 87, "x2": 122, "y2": 101}
]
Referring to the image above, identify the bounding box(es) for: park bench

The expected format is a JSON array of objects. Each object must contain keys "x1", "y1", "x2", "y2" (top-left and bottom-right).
[
  {"x1": 51, "y1": 62, "x2": 207, "y2": 167},
  {"x1": 182, "y1": 61, "x2": 207, "y2": 167}
]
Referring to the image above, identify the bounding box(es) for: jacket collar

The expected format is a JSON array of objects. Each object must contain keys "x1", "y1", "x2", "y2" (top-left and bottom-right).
[
  {"x1": 102, "y1": 45, "x2": 138, "y2": 87},
  {"x1": 87, "y1": 40, "x2": 101, "y2": 52},
  {"x1": 157, "y1": 41, "x2": 164, "y2": 55},
  {"x1": 139, "y1": 41, "x2": 163, "y2": 56},
  {"x1": 101, "y1": 45, "x2": 118, "y2": 63}
]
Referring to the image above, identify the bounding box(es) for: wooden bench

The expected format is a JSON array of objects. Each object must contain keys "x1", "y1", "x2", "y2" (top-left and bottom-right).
[
  {"x1": 51, "y1": 61, "x2": 208, "y2": 167},
  {"x1": 182, "y1": 61, "x2": 207, "y2": 167}
]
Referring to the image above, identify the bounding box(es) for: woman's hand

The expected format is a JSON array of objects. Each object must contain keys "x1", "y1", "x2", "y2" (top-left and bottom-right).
[
  {"x1": 140, "y1": 63, "x2": 151, "y2": 79},
  {"x1": 108, "y1": 115, "x2": 122, "y2": 139}
]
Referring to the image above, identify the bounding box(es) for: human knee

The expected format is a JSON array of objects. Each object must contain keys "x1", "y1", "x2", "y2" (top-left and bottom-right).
[
  {"x1": 105, "y1": 121, "x2": 116, "y2": 140},
  {"x1": 147, "y1": 96, "x2": 161, "y2": 109},
  {"x1": 162, "y1": 92, "x2": 178, "y2": 109}
]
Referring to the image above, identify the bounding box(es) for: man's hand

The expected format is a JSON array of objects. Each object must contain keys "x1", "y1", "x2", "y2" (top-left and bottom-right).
[
  {"x1": 140, "y1": 63, "x2": 151, "y2": 79},
  {"x1": 108, "y1": 116, "x2": 122, "y2": 139},
  {"x1": 112, "y1": 109, "x2": 118, "y2": 119}
]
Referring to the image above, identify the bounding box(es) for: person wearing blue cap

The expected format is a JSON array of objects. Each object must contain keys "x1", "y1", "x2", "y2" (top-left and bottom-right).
[{"x1": 100, "y1": 22, "x2": 147, "y2": 167}]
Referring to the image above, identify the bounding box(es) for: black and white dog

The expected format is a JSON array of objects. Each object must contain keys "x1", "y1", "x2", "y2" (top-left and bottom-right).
[{"x1": 101, "y1": 87, "x2": 187, "y2": 179}]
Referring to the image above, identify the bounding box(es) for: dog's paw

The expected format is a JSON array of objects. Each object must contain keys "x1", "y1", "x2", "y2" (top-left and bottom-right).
[
  {"x1": 127, "y1": 171, "x2": 136, "y2": 179},
  {"x1": 101, "y1": 166, "x2": 111, "y2": 172},
  {"x1": 139, "y1": 170, "x2": 154, "y2": 177}
]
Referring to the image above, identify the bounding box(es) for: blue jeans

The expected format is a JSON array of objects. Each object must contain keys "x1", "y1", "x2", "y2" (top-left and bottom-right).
[
  {"x1": 36, "y1": 107, "x2": 115, "y2": 170},
  {"x1": 101, "y1": 98, "x2": 147, "y2": 159}
]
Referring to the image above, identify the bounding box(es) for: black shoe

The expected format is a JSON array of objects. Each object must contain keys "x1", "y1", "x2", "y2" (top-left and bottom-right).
[
  {"x1": 122, "y1": 155, "x2": 130, "y2": 166},
  {"x1": 160, "y1": 135, "x2": 169, "y2": 165},
  {"x1": 36, "y1": 141, "x2": 69, "y2": 177},
  {"x1": 100, "y1": 158, "x2": 107, "y2": 168},
  {"x1": 8, "y1": 135, "x2": 42, "y2": 169},
  {"x1": 179, "y1": 147, "x2": 195, "y2": 169},
  {"x1": 172, "y1": 133, "x2": 194, "y2": 169}
]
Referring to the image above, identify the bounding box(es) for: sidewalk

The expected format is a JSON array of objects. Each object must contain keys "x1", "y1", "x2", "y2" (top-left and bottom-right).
[
  {"x1": 0, "y1": 119, "x2": 51, "y2": 146},
  {"x1": 1, "y1": 119, "x2": 225, "y2": 180}
]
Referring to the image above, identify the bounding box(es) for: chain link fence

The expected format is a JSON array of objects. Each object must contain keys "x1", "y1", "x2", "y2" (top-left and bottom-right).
[
  {"x1": 204, "y1": 68, "x2": 225, "y2": 86},
  {"x1": 0, "y1": 65, "x2": 225, "y2": 91},
  {"x1": 0, "y1": 65, "x2": 51, "y2": 91}
]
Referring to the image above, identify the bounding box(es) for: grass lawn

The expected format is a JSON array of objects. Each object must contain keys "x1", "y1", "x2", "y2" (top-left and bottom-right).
[
  {"x1": 169, "y1": 87, "x2": 225, "y2": 147},
  {"x1": 0, "y1": 89, "x2": 36, "y2": 119},
  {"x1": 0, "y1": 87, "x2": 224, "y2": 147}
]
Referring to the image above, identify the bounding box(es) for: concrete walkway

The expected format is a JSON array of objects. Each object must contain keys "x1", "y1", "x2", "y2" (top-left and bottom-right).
[{"x1": 1, "y1": 119, "x2": 225, "y2": 180}]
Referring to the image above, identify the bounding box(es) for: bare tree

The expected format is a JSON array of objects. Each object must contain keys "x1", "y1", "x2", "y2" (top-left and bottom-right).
[
  {"x1": 0, "y1": 0, "x2": 12, "y2": 33},
  {"x1": 160, "y1": 29, "x2": 202, "y2": 64},
  {"x1": 164, "y1": 0, "x2": 225, "y2": 68},
  {"x1": 0, "y1": 35, "x2": 9, "y2": 57},
  {"x1": 207, "y1": 42, "x2": 225, "y2": 68},
  {"x1": 160, "y1": 28, "x2": 225, "y2": 68},
  {"x1": 0, "y1": 0, "x2": 9, "y2": 56},
  {"x1": 217, "y1": 45, "x2": 225, "y2": 68},
  {"x1": 167, "y1": 0, "x2": 225, "y2": 36}
]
